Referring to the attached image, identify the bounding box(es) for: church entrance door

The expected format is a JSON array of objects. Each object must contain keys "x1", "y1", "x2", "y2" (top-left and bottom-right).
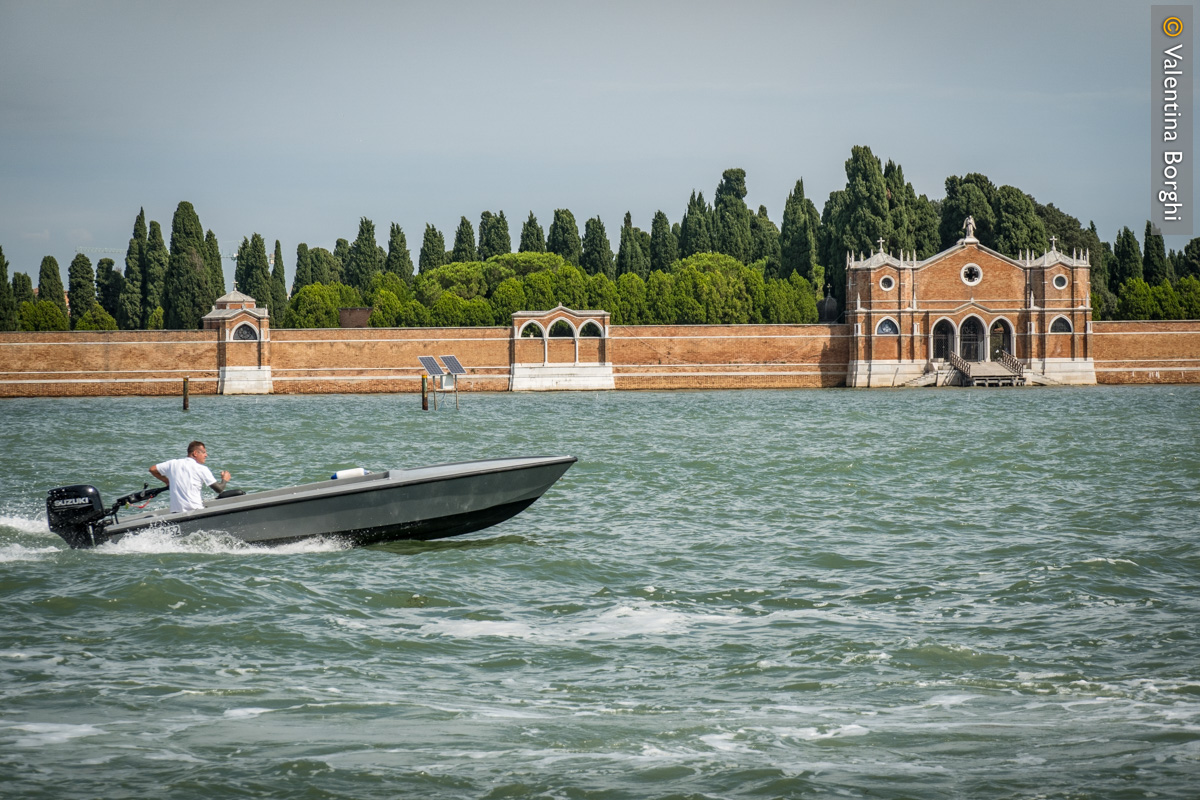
[
  {"x1": 932, "y1": 320, "x2": 954, "y2": 360},
  {"x1": 959, "y1": 318, "x2": 984, "y2": 362},
  {"x1": 989, "y1": 320, "x2": 1013, "y2": 361}
]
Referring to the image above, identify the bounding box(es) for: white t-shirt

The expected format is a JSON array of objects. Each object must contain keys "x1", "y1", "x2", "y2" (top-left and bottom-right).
[{"x1": 154, "y1": 457, "x2": 218, "y2": 513}]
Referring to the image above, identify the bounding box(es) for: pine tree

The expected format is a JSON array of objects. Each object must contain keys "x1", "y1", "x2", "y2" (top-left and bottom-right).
[
  {"x1": 649, "y1": 211, "x2": 678, "y2": 273},
  {"x1": 546, "y1": 209, "x2": 582, "y2": 266},
  {"x1": 712, "y1": 168, "x2": 753, "y2": 263},
  {"x1": 67, "y1": 253, "x2": 97, "y2": 329},
  {"x1": 271, "y1": 239, "x2": 288, "y2": 318},
  {"x1": 581, "y1": 216, "x2": 614, "y2": 278},
  {"x1": 1143, "y1": 221, "x2": 1173, "y2": 285},
  {"x1": 519, "y1": 212, "x2": 546, "y2": 253},
  {"x1": 384, "y1": 223, "x2": 415, "y2": 283},
  {"x1": 1112, "y1": 227, "x2": 1143, "y2": 288},
  {"x1": 0, "y1": 246, "x2": 17, "y2": 331},
  {"x1": 344, "y1": 218, "x2": 383, "y2": 295},
  {"x1": 163, "y1": 201, "x2": 211, "y2": 330},
  {"x1": 37, "y1": 256, "x2": 67, "y2": 318},
  {"x1": 780, "y1": 179, "x2": 819, "y2": 281},
  {"x1": 205, "y1": 230, "x2": 224, "y2": 302},
  {"x1": 142, "y1": 221, "x2": 169, "y2": 326},
  {"x1": 420, "y1": 224, "x2": 446, "y2": 272},
  {"x1": 478, "y1": 211, "x2": 511, "y2": 260},
  {"x1": 750, "y1": 206, "x2": 782, "y2": 277}
]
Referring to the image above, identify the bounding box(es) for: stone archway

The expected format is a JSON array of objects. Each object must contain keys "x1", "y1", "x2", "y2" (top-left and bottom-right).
[
  {"x1": 989, "y1": 319, "x2": 1013, "y2": 361},
  {"x1": 932, "y1": 319, "x2": 955, "y2": 361},
  {"x1": 959, "y1": 317, "x2": 985, "y2": 362}
]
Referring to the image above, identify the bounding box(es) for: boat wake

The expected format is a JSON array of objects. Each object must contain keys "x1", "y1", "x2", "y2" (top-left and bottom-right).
[{"x1": 94, "y1": 527, "x2": 352, "y2": 556}]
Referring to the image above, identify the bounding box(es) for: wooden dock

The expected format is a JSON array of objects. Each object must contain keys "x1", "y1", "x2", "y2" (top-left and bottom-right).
[{"x1": 949, "y1": 352, "x2": 1026, "y2": 387}]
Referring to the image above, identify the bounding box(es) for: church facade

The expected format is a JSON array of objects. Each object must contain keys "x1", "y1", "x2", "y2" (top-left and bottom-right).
[{"x1": 845, "y1": 226, "x2": 1096, "y2": 387}]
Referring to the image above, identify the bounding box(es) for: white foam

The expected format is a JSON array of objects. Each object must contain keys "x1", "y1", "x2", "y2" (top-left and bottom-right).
[
  {"x1": 1083, "y1": 557, "x2": 1139, "y2": 566},
  {"x1": 95, "y1": 528, "x2": 349, "y2": 556},
  {"x1": 925, "y1": 693, "x2": 981, "y2": 708},
  {"x1": 0, "y1": 513, "x2": 51, "y2": 535},
  {"x1": 8, "y1": 722, "x2": 105, "y2": 747},
  {"x1": 222, "y1": 707, "x2": 274, "y2": 719},
  {"x1": 0, "y1": 543, "x2": 59, "y2": 562},
  {"x1": 420, "y1": 602, "x2": 734, "y2": 642}
]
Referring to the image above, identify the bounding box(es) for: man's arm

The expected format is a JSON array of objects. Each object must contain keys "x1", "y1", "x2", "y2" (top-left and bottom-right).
[
  {"x1": 150, "y1": 465, "x2": 169, "y2": 486},
  {"x1": 209, "y1": 469, "x2": 232, "y2": 493}
]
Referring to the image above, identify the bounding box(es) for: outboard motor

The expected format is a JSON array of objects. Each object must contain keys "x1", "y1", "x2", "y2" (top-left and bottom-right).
[{"x1": 46, "y1": 485, "x2": 108, "y2": 549}]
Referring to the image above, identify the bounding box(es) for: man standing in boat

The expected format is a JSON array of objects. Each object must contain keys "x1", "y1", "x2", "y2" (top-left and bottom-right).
[{"x1": 149, "y1": 441, "x2": 232, "y2": 513}]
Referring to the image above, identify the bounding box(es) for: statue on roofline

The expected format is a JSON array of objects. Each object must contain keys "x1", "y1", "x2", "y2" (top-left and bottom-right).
[{"x1": 963, "y1": 215, "x2": 976, "y2": 240}]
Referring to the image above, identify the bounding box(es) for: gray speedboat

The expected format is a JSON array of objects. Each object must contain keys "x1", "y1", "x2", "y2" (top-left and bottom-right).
[{"x1": 46, "y1": 456, "x2": 576, "y2": 549}]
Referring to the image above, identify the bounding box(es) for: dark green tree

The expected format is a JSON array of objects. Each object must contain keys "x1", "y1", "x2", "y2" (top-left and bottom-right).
[
  {"x1": 13, "y1": 271, "x2": 35, "y2": 306},
  {"x1": 419, "y1": 224, "x2": 446, "y2": 272},
  {"x1": 238, "y1": 234, "x2": 273, "y2": 308},
  {"x1": 616, "y1": 272, "x2": 648, "y2": 324},
  {"x1": 0, "y1": 246, "x2": 16, "y2": 331},
  {"x1": 344, "y1": 217, "x2": 383, "y2": 295},
  {"x1": 116, "y1": 208, "x2": 146, "y2": 330},
  {"x1": 384, "y1": 223, "x2": 415, "y2": 283},
  {"x1": 478, "y1": 211, "x2": 511, "y2": 261},
  {"x1": 1111, "y1": 226, "x2": 1143, "y2": 288},
  {"x1": 646, "y1": 270, "x2": 676, "y2": 324},
  {"x1": 270, "y1": 239, "x2": 288, "y2": 318},
  {"x1": 1115, "y1": 277, "x2": 1157, "y2": 320},
  {"x1": 546, "y1": 209, "x2": 582, "y2": 266},
  {"x1": 581, "y1": 216, "x2": 614, "y2": 278},
  {"x1": 519, "y1": 212, "x2": 545, "y2": 253},
  {"x1": 587, "y1": 272, "x2": 619, "y2": 315},
  {"x1": 490, "y1": 277, "x2": 527, "y2": 324},
  {"x1": 73, "y1": 306, "x2": 118, "y2": 330},
  {"x1": 939, "y1": 173, "x2": 996, "y2": 249},
  {"x1": 142, "y1": 220, "x2": 169, "y2": 326},
  {"x1": 37, "y1": 256, "x2": 67, "y2": 318},
  {"x1": 1176, "y1": 275, "x2": 1200, "y2": 318},
  {"x1": 309, "y1": 246, "x2": 337, "y2": 285},
  {"x1": 451, "y1": 216, "x2": 477, "y2": 263},
  {"x1": 67, "y1": 253, "x2": 97, "y2": 329},
  {"x1": 750, "y1": 205, "x2": 782, "y2": 277},
  {"x1": 678, "y1": 191, "x2": 713, "y2": 257},
  {"x1": 992, "y1": 186, "x2": 1048, "y2": 257},
  {"x1": 616, "y1": 212, "x2": 650, "y2": 278},
  {"x1": 712, "y1": 168, "x2": 753, "y2": 262},
  {"x1": 780, "y1": 179, "x2": 820, "y2": 281},
  {"x1": 1143, "y1": 221, "x2": 1173, "y2": 285},
  {"x1": 649, "y1": 210, "x2": 678, "y2": 274},
  {"x1": 163, "y1": 201, "x2": 211, "y2": 329},
  {"x1": 19, "y1": 299, "x2": 70, "y2": 331},
  {"x1": 292, "y1": 243, "x2": 312, "y2": 294},
  {"x1": 333, "y1": 238, "x2": 350, "y2": 281},
  {"x1": 1182, "y1": 237, "x2": 1200, "y2": 279},
  {"x1": 821, "y1": 146, "x2": 893, "y2": 311},
  {"x1": 94, "y1": 257, "x2": 124, "y2": 319},
  {"x1": 205, "y1": 230, "x2": 224, "y2": 303}
]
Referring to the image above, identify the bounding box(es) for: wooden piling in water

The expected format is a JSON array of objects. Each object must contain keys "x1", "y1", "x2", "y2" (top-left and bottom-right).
[
  {"x1": 183, "y1": 376, "x2": 189, "y2": 411},
  {"x1": 421, "y1": 375, "x2": 429, "y2": 411}
]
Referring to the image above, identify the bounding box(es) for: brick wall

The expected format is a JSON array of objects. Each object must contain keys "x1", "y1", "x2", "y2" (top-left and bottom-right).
[{"x1": 1092, "y1": 321, "x2": 1200, "y2": 384}]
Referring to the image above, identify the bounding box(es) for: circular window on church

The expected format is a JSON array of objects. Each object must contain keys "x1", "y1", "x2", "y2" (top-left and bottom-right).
[
  {"x1": 1053, "y1": 274, "x2": 1068, "y2": 290},
  {"x1": 879, "y1": 275, "x2": 895, "y2": 291},
  {"x1": 961, "y1": 263, "x2": 982, "y2": 286}
]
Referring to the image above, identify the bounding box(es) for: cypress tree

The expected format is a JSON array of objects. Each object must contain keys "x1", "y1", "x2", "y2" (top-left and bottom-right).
[
  {"x1": 678, "y1": 191, "x2": 713, "y2": 257},
  {"x1": 519, "y1": 212, "x2": 546, "y2": 253},
  {"x1": 478, "y1": 211, "x2": 511, "y2": 261},
  {"x1": 1143, "y1": 221, "x2": 1173, "y2": 285},
  {"x1": 616, "y1": 212, "x2": 650, "y2": 278},
  {"x1": 1182, "y1": 237, "x2": 1200, "y2": 279},
  {"x1": 67, "y1": 252, "x2": 97, "y2": 329},
  {"x1": 649, "y1": 211, "x2": 678, "y2": 273},
  {"x1": 116, "y1": 208, "x2": 147, "y2": 329},
  {"x1": 384, "y1": 223, "x2": 415, "y2": 283},
  {"x1": 750, "y1": 206, "x2": 782, "y2": 277},
  {"x1": 420, "y1": 224, "x2": 446, "y2": 272},
  {"x1": 451, "y1": 216, "x2": 477, "y2": 263},
  {"x1": 37, "y1": 256, "x2": 67, "y2": 318},
  {"x1": 333, "y1": 238, "x2": 350, "y2": 273},
  {"x1": 163, "y1": 201, "x2": 211, "y2": 330},
  {"x1": 546, "y1": 209, "x2": 582, "y2": 266},
  {"x1": 344, "y1": 218, "x2": 383, "y2": 295},
  {"x1": 13, "y1": 272, "x2": 35, "y2": 307},
  {"x1": 309, "y1": 247, "x2": 336, "y2": 285},
  {"x1": 0, "y1": 246, "x2": 16, "y2": 331},
  {"x1": 142, "y1": 221, "x2": 169, "y2": 326},
  {"x1": 271, "y1": 239, "x2": 288, "y2": 318},
  {"x1": 292, "y1": 244, "x2": 312, "y2": 294},
  {"x1": 1112, "y1": 227, "x2": 1143, "y2": 288},
  {"x1": 712, "y1": 168, "x2": 753, "y2": 263},
  {"x1": 581, "y1": 216, "x2": 614, "y2": 278},
  {"x1": 95, "y1": 258, "x2": 124, "y2": 319},
  {"x1": 993, "y1": 186, "x2": 1048, "y2": 257},
  {"x1": 939, "y1": 173, "x2": 996, "y2": 249},
  {"x1": 780, "y1": 179, "x2": 819, "y2": 281},
  {"x1": 205, "y1": 230, "x2": 224, "y2": 302},
  {"x1": 239, "y1": 234, "x2": 273, "y2": 307}
]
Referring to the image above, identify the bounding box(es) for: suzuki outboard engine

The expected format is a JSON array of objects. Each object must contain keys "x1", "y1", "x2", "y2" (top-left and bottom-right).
[{"x1": 46, "y1": 485, "x2": 108, "y2": 549}]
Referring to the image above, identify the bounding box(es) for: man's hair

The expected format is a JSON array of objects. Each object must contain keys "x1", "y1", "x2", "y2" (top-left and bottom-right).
[{"x1": 187, "y1": 441, "x2": 206, "y2": 456}]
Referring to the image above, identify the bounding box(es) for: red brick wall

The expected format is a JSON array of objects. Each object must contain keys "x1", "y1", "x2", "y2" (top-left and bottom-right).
[{"x1": 1092, "y1": 320, "x2": 1200, "y2": 384}]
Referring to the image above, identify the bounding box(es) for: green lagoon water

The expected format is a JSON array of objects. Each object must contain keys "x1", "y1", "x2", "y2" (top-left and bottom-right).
[{"x1": 1, "y1": 387, "x2": 1198, "y2": 799}]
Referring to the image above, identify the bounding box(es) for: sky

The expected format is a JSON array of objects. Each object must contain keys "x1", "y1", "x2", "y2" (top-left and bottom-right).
[{"x1": 0, "y1": 0, "x2": 1190, "y2": 285}]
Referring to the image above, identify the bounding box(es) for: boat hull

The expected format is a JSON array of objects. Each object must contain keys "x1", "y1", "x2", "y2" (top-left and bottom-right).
[{"x1": 95, "y1": 456, "x2": 575, "y2": 548}]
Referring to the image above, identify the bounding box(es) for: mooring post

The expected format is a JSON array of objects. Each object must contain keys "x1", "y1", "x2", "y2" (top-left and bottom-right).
[
  {"x1": 421, "y1": 374, "x2": 429, "y2": 411},
  {"x1": 183, "y1": 376, "x2": 190, "y2": 411}
]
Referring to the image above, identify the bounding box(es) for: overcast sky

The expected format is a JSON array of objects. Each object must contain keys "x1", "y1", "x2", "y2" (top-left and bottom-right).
[{"x1": 0, "y1": 0, "x2": 1189, "y2": 284}]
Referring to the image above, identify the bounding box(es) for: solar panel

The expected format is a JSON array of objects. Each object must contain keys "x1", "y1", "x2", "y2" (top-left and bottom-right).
[
  {"x1": 418, "y1": 355, "x2": 444, "y2": 376},
  {"x1": 440, "y1": 355, "x2": 466, "y2": 375}
]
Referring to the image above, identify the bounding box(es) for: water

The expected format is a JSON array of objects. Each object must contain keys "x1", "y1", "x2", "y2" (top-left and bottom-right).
[{"x1": 1, "y1": 387, "x2": 1198, "y2": 799}]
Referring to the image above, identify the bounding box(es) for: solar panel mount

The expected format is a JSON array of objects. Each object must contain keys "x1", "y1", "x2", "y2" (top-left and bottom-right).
[
  {"x1": 418, "y1": 355, "x2": 444, "y2": 376},
  {"x1": 440, "y1": 355, "x2": 466, "y2": 375}
]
